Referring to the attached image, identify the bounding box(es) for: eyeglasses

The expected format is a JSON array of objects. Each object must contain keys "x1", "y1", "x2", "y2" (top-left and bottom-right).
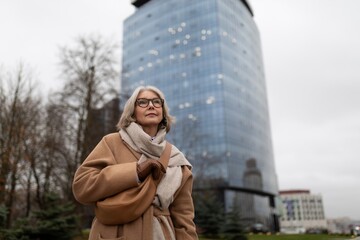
[{"x1": 136, "y1": 98, "x2": 164, "y2": 108}]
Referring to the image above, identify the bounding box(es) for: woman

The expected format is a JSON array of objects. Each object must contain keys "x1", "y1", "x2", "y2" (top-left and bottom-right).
[{"x1": 72, "y1": 86, "x2": 198, "y2": 240}]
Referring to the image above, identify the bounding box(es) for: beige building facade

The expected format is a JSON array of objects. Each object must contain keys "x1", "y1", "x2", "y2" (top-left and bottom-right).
[{"x1": 279, "y1": 190, "x2": 327, "y2": 233}]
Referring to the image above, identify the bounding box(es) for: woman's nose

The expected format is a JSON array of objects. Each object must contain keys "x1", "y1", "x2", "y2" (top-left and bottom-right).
[{"x1": 148, "y1": 101, "x2": 155, "y2": 108}]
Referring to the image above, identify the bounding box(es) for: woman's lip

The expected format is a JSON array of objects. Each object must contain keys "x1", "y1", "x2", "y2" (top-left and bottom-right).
[{"x1": 146, "y1": 113, "x2": 157, "y2": 116}]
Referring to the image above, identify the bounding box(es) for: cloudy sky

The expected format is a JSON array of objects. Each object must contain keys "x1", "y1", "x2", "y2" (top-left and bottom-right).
[{"x1": 1, "y1": 0, "x2": 359, "y2": 220}]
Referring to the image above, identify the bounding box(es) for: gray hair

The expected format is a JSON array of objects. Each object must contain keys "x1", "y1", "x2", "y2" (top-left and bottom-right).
[{"x1": 116, "y1": 86, "x2": 175, "y2": 132}]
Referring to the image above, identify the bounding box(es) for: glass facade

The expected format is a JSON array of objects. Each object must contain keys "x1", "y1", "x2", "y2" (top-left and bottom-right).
[{"x1": 121, "y1": 0, "x2": 279, "y2": 231}]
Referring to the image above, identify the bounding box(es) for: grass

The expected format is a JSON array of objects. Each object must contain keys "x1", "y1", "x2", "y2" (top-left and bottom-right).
[
  {"x1": 247, "y1": 233, "x2": 354, "y2": 240},
  {"x1": 74, "y1": 232, "x2": 355, "y2": 240},
  {"x1": 198, "y1": 234, "x2": 355, "y2": 240},
  {"x1": 73, "y1": 229, "x2": 90, "y2": 240}
]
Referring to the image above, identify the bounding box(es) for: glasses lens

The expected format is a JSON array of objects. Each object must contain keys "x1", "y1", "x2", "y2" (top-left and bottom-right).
[
  {"x1": 137, "y1": 99, "x2": 149, "y2": 107},
  {"x1": 152, "y1": 98, "x2": 163, "y2": 107}
]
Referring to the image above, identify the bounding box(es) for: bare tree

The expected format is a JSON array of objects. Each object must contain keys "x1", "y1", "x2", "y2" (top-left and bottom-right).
[
  {"x1": 0, "y1": 63, "x2": 42, "y2": 227},
  {"x1": 22, "y1": 102, "x2": 62, "y2": 212},
  {"x1": 0, "y1": 35, "x2": 119, "y2": 229},
  {"x1": 54, "y1": 34, "x2": 119, "y2": 200}
]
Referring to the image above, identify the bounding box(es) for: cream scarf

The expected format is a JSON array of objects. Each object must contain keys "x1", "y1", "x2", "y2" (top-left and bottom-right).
[{"x1": 119, "y1": 123, "x2": 192, "y2": 240}]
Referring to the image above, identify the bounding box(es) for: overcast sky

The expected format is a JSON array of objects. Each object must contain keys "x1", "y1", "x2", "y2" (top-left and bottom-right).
[{"x1": 1, "y1": 0, "x2": 359, "y2": 220}]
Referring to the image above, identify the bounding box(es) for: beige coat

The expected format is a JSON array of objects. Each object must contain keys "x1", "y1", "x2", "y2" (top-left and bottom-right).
[{"x1": 72, "y1": 133, "x2": 198, "y2": 240}]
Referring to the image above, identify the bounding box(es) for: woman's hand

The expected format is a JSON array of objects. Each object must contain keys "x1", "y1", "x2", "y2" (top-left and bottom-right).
[{"x1": 137, "y1": 159, "x2": 166, "y2": 181}]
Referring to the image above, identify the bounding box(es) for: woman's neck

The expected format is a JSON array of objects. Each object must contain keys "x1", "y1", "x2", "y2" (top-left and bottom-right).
[{"x1": 142, "y1": 126, "x2": 157, "y2": 138}]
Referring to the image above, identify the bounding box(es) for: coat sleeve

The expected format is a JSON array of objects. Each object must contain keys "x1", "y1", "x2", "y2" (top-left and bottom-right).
[
  {"x1": 72, "y1": 135, "x2": 139, "y2": 205},
  {"x1": 169, "y1": 167, "x2": 198, "y2": 239}
]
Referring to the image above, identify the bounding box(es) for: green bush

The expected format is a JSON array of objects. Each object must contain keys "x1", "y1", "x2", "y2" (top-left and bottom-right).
[
  {"x1": 0, "y1": 193, "x2": 78, "y2": 240},
  {"x1": 221, "y1": 204, "x2": 247, "y2": 240},
  {"x1": 194, "y1": 191, "x2": 225, "y2": 238}
]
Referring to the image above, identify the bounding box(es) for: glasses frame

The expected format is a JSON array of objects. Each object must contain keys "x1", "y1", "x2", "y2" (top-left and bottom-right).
[{"x1": 136, "y1": 98, "x2": 164, "y2": 108}]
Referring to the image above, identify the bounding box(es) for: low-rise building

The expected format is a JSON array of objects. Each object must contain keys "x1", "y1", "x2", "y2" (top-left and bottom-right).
[
  {"x1": 279, "y1": 189, "x2": 327, "y2": 233},
  {"x1": 327, "y1": 217, "x2": 360, "y2": 235}
]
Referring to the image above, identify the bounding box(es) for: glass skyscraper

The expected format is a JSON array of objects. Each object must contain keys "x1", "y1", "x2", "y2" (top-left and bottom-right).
[{"x1": 121, "y1": 0, "x2": 279, "y2": 231}]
